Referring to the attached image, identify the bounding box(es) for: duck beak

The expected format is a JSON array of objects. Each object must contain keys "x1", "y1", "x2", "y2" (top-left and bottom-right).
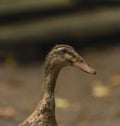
[{"x1": 73, "y1": 61, "x2": 96, "y2": 74}]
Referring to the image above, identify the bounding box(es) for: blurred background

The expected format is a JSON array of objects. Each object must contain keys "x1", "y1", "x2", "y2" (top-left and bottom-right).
[{"x1": 0, "y1": 0, "x2": 120, "y2": 126}]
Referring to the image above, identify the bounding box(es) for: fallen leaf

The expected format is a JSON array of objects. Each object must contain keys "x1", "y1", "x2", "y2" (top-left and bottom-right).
[
  {"x1": 92, "y1": 80, "x2": 111, "y2": 98},
  {"x1": 109, "y1": 75, "x2": 120, "y2": 86},
  {"x1": 0, "y1": 107, "x2": 16, "y2": 119},
  {"x1": 4, "y1": 56, "x2": 17, "y2": 68},
  {"x1": 78, "y1": 114, "x2": 92, "y2": 125},
  {"x1": 55, "y1": 97, "x2": 70, "y2": 109},
  {"x1": 7, "y1": 78, "x2": 23, "y2": 88}
]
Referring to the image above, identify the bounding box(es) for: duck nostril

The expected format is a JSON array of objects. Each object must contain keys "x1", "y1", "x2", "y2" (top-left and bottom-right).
[{"x1": 80, "y1": 60, "x2": 84, "y2": 63}]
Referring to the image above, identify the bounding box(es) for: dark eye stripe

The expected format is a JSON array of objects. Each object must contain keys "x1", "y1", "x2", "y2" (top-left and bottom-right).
[
  {"x1": 56, "y1": 47, "x2": 76, "y2": 58},
  {"x1": 67, "y1": 51, "x2": 75, "y2": 58}
]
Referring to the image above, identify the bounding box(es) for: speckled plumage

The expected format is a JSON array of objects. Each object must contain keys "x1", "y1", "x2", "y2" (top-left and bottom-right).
[{"x1": 19, "y1": 44, "x2": 96, "y2": 126}]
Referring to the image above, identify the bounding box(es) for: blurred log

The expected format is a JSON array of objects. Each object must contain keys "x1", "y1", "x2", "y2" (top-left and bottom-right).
[
  {"x1": 0, "y1": 8, "x2": 120, "y2": 43},
  {"x1": 0, "y1": 0, "x2": 72, "y2": 16},
  {"x1": 0, "y1": 0, "x2": 119, "y2": 16}
]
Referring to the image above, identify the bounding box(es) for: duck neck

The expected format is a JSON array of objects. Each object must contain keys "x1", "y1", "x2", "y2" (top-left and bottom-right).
[{"x1": 44, "y1": 65, "x2": 61, "y2": 98}]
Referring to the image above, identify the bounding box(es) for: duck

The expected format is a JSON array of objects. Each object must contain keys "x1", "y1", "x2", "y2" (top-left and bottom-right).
[{"x1": 19, "y1": 44, "x2": 96, "y2": 126}]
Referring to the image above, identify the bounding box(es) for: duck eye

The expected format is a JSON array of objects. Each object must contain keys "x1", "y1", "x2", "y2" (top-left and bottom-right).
[{"x1": 61, "y1": 49, "x2": 67, "y2": 53}]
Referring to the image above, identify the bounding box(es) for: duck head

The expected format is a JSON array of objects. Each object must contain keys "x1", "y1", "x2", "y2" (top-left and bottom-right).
[{"x1": 45, "y1": 44, "x2": 96, "y2": 75}]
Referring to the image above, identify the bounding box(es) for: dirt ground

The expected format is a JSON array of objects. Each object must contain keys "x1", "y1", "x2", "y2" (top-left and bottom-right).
[{"x1": 0, "y1": 45, "x2": 120, "y2": 126}]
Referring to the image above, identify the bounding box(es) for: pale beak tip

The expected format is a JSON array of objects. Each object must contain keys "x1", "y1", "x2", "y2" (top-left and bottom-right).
[
  {"x1": 73, "y1": 61, "x2": 96, "y2": 75},
  {"x1": 88, "y1": 67, "x2": 96, "y2": 75}
]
